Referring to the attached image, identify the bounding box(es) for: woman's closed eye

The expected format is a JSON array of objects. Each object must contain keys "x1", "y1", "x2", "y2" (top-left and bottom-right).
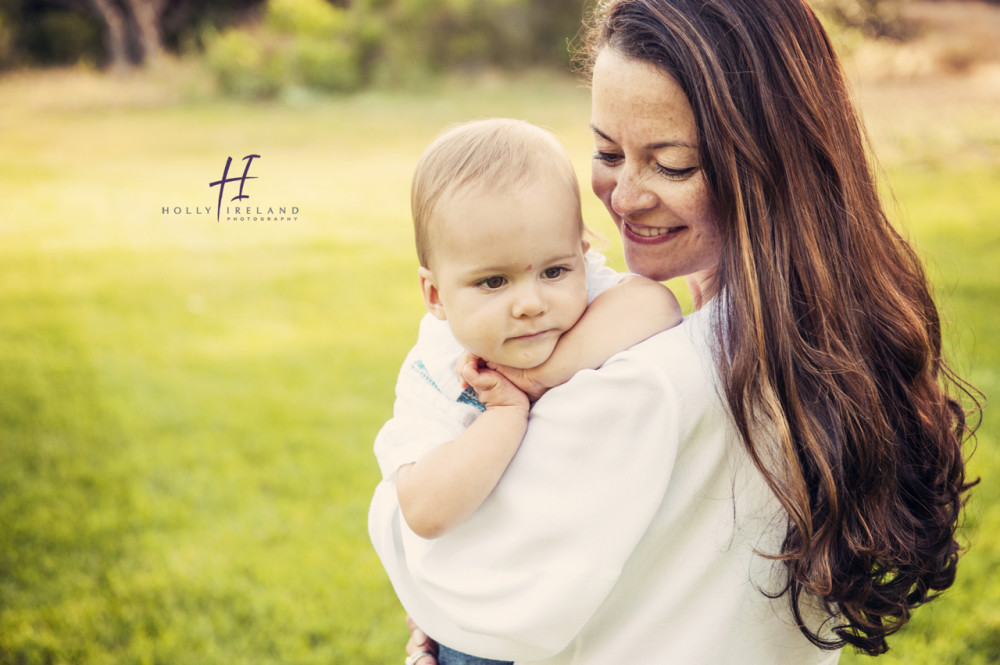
[
  {"x1": 655, "y1": 163, "x2": 697, "y2": 180},
  {"x1": 594, "y1": 150, "x2": 622, "y2": 165},
  {"x1": 595, "y1": 149, "x2": 696, "y2": 181}
]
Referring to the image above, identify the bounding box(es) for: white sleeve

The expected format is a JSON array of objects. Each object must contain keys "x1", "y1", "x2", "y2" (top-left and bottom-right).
[
  {"x1": 368, "y1": 331, "x2": 684, "y2": 661},
  {"x1": 373, "y1": 317, "x2": 481, "y2": 480},
  {"x1": 584, "y1": 250, "x2": 629, "y2": 304},
  {"x1": 372, "y1": 360, "x2": 473, "y2": 480}
]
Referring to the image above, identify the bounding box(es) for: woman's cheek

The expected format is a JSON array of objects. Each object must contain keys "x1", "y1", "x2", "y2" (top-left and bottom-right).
[{"x1": 590, "y1": 165, "x2": 615, "y2": 213}]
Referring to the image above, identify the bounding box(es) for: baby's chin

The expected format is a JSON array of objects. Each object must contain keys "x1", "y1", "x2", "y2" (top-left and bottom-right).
[
  {"x1": 486, "y1": 332, "x2": 564, "y2": 370},
  {"x1": 507, "y1": 359, "x2": 547, "y2": 370},
  {"x1": 498, "y1": 348, "x2": 558, "y2": 371}
]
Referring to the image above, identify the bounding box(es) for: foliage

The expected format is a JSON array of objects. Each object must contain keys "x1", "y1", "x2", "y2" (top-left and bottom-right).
[
  {"x1": 201, "y1": 0, "x2": 592, "y2": 96},
  {"x1": 205, "y1": 27, "x2": 285, "y2": 98},
  {"x1": 372, "y1": 0, "x2": 590, "y2": 76},
  {"x1": 205, "y1": 0, "x2": 361, "y2": 98},
  {"x1": 811, "y1": 0, "x2": 912, "y2": 39},
  {"x1": 0, "y1": 0, "x2": 589, "y2": 79},
  {"x1": 0, "y1": 6, "x2": 103, "y2": 69},
  {"x1": 267, "y1": 0, "x2": 349, "y2": 37}
]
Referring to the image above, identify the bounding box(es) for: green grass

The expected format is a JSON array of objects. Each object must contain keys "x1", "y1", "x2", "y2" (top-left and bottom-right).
[{"x1": 0, "y1": 67, "x2": 997, "y2": 664}]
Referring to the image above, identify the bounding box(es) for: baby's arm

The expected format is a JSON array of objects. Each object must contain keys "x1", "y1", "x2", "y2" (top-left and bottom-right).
[
  {"x1": 396, "y1": 359, "x2": 529, "y2": 539},
  {"x1": 495, "y1": 275, "x2": 682, "y2": 400}
]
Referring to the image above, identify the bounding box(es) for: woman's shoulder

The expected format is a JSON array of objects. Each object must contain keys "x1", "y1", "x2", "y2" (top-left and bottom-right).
[
  {"x1": 607, "y1": 305, "x2": 715, "y2": 379},
  {"x1": 535, "y1": 305, "x2": 721, "y2": 438}
]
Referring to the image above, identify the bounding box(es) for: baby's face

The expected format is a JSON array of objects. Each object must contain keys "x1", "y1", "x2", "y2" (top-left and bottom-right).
[{"x1": 420, "y1": 172, "x2": 589, "y2": 369}]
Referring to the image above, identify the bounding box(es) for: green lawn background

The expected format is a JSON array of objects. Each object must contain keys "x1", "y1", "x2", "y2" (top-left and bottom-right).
[{"x1": 0, "y1": 68, "x2": 997, "y2": 663}]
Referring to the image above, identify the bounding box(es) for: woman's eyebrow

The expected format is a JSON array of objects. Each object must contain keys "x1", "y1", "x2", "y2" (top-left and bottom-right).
[
  {"x1": 590, "y1": 123, "x2": 695, "y2": 150},
  {"x1": 590, "y1": 123, "x2": 613, "y2": 142},
  {"x1": 646, "y1": 139, "x2": 696, "y2": 150}
]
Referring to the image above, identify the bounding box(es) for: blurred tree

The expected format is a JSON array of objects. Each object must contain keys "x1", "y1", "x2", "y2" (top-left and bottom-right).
[
  {"x1": 0, "y1": 0, "x2": 263, "y2": 69},
  {"x1": 88, "y1": 0, "x2": 128, "y2": 68},
  {"x1": 123, "y1": 0, "x2": 163, "y2": 63},
  {"x1": 85, "y1": 0, "x2": 187, "y2": 67}
]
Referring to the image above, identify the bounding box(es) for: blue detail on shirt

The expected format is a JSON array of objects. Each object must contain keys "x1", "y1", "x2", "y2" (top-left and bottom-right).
[
  {"x1": 458, "y1": 385, "x2": 486, "y2": 412},
  {"x1": 411, "y1": 359, "x2": 440, "y2": 391},
  {"x1": 411, "y1": 359, "x2": 486, "y2": 412}
]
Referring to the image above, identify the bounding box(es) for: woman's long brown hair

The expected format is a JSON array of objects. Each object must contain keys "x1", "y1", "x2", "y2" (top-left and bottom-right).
[{"x1": 582, "y1": 0, "x2": 980, "y2": 655}]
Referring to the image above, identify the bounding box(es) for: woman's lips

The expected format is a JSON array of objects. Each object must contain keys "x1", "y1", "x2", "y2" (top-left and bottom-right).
[{"x1": 622, "y1": 220, "x2": 685, "y2": 242}]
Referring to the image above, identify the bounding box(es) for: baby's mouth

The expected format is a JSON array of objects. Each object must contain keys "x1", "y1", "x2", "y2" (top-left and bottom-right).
[{"x1": 511, "y1": 330, "x2": 550, "y2": 341}]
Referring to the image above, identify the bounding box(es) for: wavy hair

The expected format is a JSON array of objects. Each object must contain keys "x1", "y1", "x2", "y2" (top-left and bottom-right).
[{"x1": 581, "y1": 0, "x2": 979, "y2": 655}]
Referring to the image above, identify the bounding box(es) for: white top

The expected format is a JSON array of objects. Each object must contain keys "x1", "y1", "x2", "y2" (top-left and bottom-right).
[{"x1": 369, "y1": 298, "x2": 840, "y2": 664}]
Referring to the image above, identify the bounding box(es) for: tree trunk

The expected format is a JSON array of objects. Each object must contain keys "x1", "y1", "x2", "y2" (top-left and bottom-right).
[
  {"x1": 90, "y1": 0, "x2": 130, "y2": 70},
  {"x1": 123, "y1": 0, "x2": 164, "y2": 64}
]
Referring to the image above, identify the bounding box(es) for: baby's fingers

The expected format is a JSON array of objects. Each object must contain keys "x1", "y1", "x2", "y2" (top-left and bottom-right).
[
  {"x1": 458, "y1": 358, "x2": 483, "y2": 390},
  {"x1": 463, "y1": 365, "x2": 503, "y2": 394},
  {"x1": 455, "y1": 351, "x2": 483, "y2": 387}
]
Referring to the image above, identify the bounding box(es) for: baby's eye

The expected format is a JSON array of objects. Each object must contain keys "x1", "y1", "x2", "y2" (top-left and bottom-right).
[
  {"x1": 542, "y1": 267, "x2": 567, "y2": 280},
  {"x1": 478, "y1": 275, "x2": 507, "y2": 290}
]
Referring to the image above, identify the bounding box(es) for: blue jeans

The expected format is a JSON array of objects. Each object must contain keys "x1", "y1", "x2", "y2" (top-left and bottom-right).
[{"x1": 437, "y1": 644, "x2": 513, "y2": 665}]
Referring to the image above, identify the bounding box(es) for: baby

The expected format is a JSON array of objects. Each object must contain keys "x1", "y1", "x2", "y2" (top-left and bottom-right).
[{"x1": 371, "y1": 118, "x2": 681, "y2": 665}]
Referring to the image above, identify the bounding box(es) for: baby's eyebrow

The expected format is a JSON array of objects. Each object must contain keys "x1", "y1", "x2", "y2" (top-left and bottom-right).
[{"x1": 465, "y1": 252, "x2": 579, "y2": 278}]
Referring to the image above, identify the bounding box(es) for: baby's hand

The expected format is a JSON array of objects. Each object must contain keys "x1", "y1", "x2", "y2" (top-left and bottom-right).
[
  {"x1": 457, "y1": 352, "x2": 529, "y2": 412},
  {"x1": 482, "y1": 362, "x2": 550, "y2": 403}
]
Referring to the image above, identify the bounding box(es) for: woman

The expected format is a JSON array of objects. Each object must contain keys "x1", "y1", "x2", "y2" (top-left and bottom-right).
[{"x1": 382, "y1": 0, "x2": 977, "y2": 662}]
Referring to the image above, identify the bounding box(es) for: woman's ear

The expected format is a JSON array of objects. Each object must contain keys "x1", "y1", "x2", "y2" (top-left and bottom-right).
[{"x1": 418, "y1": 267, "x2": 447, "y2": 320}]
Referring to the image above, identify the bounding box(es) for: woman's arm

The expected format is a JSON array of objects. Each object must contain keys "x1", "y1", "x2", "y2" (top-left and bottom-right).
[
  {"x1": 491, "y1": 276, "x2": 681, "y2": 400},
  {"x1": 396, "y1": 361, "x2": 528, "y2": 539}
]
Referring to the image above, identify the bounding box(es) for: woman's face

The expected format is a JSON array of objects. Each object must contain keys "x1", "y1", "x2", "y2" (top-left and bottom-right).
[{"x1": 590, "y1": 47, "x2": 722, "y2": 303}]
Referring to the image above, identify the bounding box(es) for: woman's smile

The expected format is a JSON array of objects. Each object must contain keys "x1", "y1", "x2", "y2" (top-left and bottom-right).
[{"x1": 621, "y1": 220, "x2": 686, "y2": 241}]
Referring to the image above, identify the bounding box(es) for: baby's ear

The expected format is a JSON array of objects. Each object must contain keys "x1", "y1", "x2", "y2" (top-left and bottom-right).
[
  {"x1": 581, "y1": 238, "x2": 591, "y2": 255},
  {"x1": 418, "y1": 267, "x2": 447, "y2": 320}
]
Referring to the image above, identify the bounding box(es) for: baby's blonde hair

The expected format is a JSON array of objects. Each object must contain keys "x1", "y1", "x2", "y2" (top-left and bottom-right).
[{"x1": 411, "y1": 118, "x2": 582, "y2": 268}]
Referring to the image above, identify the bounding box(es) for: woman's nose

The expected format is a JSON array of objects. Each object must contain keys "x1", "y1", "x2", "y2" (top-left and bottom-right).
[{"x1": 611, "y1": 167, "x2": 656, "y2": 217}]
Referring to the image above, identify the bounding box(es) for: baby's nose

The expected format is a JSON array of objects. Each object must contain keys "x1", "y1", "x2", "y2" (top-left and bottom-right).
[{"x1": 512, "y1": 284, "x2": 546, "y2": 318}]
